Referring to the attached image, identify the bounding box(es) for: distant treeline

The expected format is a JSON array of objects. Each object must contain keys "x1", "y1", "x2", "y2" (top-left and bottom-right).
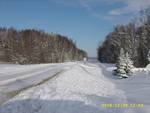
[
  {"x1": 98, "y1": 9, "x2": 150, "y2": 67},
  {"x1": 0, "y1": 28, "x2": 87, "y2": 64}
]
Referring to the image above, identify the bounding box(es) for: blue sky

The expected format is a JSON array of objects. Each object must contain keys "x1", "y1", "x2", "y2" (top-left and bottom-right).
[{"x1": 0, "y1": 0, "x2": 150, "y2": 57}]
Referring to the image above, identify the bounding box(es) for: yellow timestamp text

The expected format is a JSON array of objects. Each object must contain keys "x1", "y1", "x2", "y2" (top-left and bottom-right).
[{"x1": 101, "y1": 104, "x2": 144, "y2": 108}]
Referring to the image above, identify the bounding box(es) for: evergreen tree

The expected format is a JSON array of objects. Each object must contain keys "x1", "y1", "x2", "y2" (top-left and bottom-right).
[
  {"x1": 114, "y1": 48, "x2": 128, "y2": 78},
  {"x1": 125, "y1": 52, "x2": 134, "y2": 76}
]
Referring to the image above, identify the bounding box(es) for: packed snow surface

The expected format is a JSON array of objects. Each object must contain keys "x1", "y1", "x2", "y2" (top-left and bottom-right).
[
  {"x1": 0, "y1": 62, "x2": 74, "y2": 104},
  {"x1": 0, "y1": 61, "x2": 150, "y2": 113}
]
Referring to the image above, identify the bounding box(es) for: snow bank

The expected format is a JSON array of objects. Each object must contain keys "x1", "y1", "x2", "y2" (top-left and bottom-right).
[
  {"x1": 1, "y1": 62, "x2": 149, "y2": 113},
  {"x1": 0, "y1": 62, "x2": 125, "y2": 113}
]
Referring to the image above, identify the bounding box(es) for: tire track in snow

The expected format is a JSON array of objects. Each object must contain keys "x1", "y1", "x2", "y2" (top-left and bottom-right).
[{"x1": 0, "y1": 63, "x2": 76, "y2": 106}]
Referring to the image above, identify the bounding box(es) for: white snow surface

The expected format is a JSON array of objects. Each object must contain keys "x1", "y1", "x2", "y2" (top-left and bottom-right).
[
  {"x1": 0, "y1": 62, "x2": 74, "y2": 104},
  {"x1": 0, "y1": 61, "x2": 150, "y2": 113}
]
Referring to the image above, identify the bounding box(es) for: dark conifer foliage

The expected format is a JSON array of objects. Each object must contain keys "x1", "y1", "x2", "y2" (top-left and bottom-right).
[{"x1": 0, "y1": 28, "x2": 87, "y2": 64}]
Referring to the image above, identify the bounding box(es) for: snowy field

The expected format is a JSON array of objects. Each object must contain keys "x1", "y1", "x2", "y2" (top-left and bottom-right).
[{"x1": 0, "y1": 61, "x2": 150, "y2": 113}]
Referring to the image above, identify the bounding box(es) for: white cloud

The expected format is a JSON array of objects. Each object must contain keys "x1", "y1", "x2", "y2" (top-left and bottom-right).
[
  {"x1": 50, "y1": 0, "x2": 150, "y2": 22},
  {"x1": 79, "y1": 0, "x2": 92, "y2": 11},
  {"x1": 109, "y1": 0, "x2": 150, "y2": 15},
  {"x1": 78, "y1": 0, "x2": 150, "y2": 16}
]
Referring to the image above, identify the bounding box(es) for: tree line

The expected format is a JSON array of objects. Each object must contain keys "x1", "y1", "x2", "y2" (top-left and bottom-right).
[
  {"x1": 98, "y1": 9, "x2": 150, "y2": 67},
  {"x1": 0, "y1": 28, "x2": 87, "y2": 64}
]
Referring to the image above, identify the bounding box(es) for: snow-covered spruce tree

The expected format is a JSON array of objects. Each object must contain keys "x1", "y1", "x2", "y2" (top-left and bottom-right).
[
  {"x1": 114, "y1": 48, "x2": 128, "y2": 78},
  {"x1": 125, "y1": 52, "x2": 134, "y2": 76},
  {"x1": 147, "y1": 50, "x2": 150, "y2": 64}
]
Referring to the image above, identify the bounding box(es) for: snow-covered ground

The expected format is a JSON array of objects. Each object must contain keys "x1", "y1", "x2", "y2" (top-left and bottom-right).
[
  {"x1": 0, "y1": 62, "x2": 75, "y2": 105},
  {"x1": 0, "y1": 61, "x2": 150, "y2": 113}
]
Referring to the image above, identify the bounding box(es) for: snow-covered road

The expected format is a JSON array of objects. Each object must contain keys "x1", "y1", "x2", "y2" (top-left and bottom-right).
[
  {"x1": 0, "y1": 62, "x2": 75, "y2": 105},
  {"x1": 0, "y1": 61, "x2": 150, "y2": 113}
]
